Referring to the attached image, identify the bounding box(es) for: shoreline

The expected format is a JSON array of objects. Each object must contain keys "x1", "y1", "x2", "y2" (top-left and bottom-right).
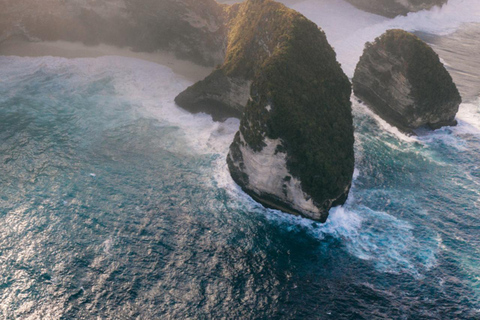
[{"x1": 0, "y1": 38, "x2": 213, "y2": 83}]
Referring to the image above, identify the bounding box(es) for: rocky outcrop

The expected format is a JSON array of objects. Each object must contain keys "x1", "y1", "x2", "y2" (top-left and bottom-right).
[
  {"x1": 345, "y1": 0, "x2": 448, "y2": 18},
  {"x1": 205, "y1": 0, "x2": 354, "y2": 222},
  {"x1": 0, "y1": 0, "x2": 227, "y2": 66},
  {"x1": 353, "y1": 29, "x2": 461, "y2": 132},
  {"x1": 175, "y1": 0, "x2": 287, "y2": 119},
  {"x1": 174, "y1": 69, "x2": 251, "y2": 121}
]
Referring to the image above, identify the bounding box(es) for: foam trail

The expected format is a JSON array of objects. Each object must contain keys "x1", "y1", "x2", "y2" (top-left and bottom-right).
[
  {"x1": 0, "y1": 55, "x2": 241, "y2": 163},
  {"x1": 84, "y1": 56, "x2": 241, "y2": 157},
  {"x1": 253, "y1": 191, "x2": 439, "y2": 278},
  {"x1": 229, "y1": 155, "x2": 439, "y2": 278},
  {"x1": 91, "y1": 56, "x2": 243, "y2": 191},
  {"x1": 352, "y1": 99, "x2": 419, "y2": 143}
]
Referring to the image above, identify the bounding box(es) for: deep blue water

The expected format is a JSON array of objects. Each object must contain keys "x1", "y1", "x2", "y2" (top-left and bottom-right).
[{"x1": 0, "y1": 51, "x2": 479, "y2": 319}]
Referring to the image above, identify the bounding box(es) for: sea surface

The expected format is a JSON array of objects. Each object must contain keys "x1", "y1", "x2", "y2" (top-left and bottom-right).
[{"x1": 1, "y1": 0, "x2": 480, "y2": 319}]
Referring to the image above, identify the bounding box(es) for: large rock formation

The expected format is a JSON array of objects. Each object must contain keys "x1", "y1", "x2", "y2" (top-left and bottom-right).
[
  {"x1": 182, "y1": 0, "x2": 353, "y2": 222},
  {"x1": 0, "y1": 0, "x2": 227, "y2": 66},
  {"x1": 353, "y1": 29, "x2": 461, "y2": 133},
  {"x1": 345, "y1": 0, "x2": 448, "y2": 18}
]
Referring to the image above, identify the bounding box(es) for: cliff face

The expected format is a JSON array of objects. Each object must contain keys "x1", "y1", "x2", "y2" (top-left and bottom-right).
[
  {"x1": 0, "y1": 0, "x2": 227, "y2": 66},
  {"x1": 344, "y1": 0, "x2": 448, "y2": 18},
  {"x1": 175, "y1": 0, "x2": 295, "y2": 120},
  {"x1": 215, "y1": 0, "x2": 354, "y2": 222},
  {"x1": 353, "y1": 29, "x2": 461, "y2": 132}
]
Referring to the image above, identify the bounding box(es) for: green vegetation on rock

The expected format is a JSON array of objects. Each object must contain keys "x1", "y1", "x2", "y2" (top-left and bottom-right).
[
  {"x1": 222, "y1": 0, "x2": 298, "y2": 78},
  {"x1": 225, "y1": 0, "x2": 354, "y2": 222}
]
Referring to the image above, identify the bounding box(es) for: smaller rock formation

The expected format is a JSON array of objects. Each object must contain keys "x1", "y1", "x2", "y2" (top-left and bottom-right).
[
  {"x1": 353, "y1": 29, "x2": 461, "y2": 133},
  {"x1": 345, "y1": 0, "x2": 448, "y2": 18}
]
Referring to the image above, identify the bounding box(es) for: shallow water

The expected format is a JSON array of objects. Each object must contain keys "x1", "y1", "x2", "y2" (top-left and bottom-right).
[{"x1": 1, "y1": 0, "x2": 480, "y2": 319}]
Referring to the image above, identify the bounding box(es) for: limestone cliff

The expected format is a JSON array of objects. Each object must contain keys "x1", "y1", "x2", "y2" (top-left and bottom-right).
[
  {"x1": 344, "y1": 0, "x2": 448, "y2": 18},
  {"x1": 197, "y1": 0, "x2": 354, "y2": 222},
  {"x1": 353, "y1": 29, "x2": 461, "y2": 132},
  {"x1": 0, "y1": 0, "x2": 227, "y2": 66}
]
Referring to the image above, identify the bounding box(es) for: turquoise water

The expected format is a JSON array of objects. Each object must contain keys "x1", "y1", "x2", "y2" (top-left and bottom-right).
[{"x1": 0, "y1": 54, "x2": 479, "y2": 319}]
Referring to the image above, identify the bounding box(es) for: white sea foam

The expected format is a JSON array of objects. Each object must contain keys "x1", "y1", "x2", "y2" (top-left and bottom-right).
[
  {"x1": 352, "y1": 99, "x2": 418, "y2": 143},
  {"x1": 1, "y1": 52, "x2": 447, "y2": 280},
  {"x1": 82, "y1": 56, "x2": 244, "y2": 196},
  {"x1": 455, "y1": 98, "x2": 480, "y2": 134},
  {"x1": 409, "y1": 99, "x2": 480, "y2": 154},
  {"x1": 1, "y1": 55, "x2": 242, "y2": 195},
  {"x1": 103, "y1": 57, "x2": 240, "y2": 157},
  {"x1": 227, "y1": 144, "x2": 439, "y2": 278},
  {"x1": 2, "y1": 1, "x2": 480, "y2": 311},
  {"x1": 257, "y1": 191, "x2": 439, "y2": 277}
]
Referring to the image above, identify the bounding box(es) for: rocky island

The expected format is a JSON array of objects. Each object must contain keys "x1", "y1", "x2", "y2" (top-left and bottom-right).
[
  {"x1": 353, "y1": 29, "x2": 461, "y2": 133},
  {"x1": 344, "y1": 0, "x2": 448, "y2": 18},
  {"x1": 177, "y1": 0, "x2": 355, "y2": 222}
]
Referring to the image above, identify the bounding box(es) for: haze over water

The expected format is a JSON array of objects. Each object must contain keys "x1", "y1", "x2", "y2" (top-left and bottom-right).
[{"x1": 1, "y1": 0, "x2": 480, "y2": 318}]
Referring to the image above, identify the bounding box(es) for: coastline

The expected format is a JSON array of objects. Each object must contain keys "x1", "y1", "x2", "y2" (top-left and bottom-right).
[{"x1": 0, "y1": 37, "x2": 213, "y2": 83}]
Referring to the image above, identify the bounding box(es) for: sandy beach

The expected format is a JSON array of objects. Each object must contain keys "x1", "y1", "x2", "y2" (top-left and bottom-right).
[
  {"x1": 0, "y1": 37, "x2": 213, "y2": 82},
  {"x1": 217, "y1": 0, "x2": 305, "y2": 4}
]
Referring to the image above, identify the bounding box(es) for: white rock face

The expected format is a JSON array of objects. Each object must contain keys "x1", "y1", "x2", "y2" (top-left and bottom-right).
[{"x1": 230, "y1": 132, "x2": 323, "y2": 221}]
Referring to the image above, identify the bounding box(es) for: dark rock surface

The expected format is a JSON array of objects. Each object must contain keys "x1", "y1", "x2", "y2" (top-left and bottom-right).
[
  {"x1": 175, "y1": 0, "x2": 293, "y2": 119},
  {"x1": 174, "y1": 69, "x2": 250, "y2": 121},
  {"x1": 0, "y1": 0, "x2": 227, "y2": 66},
  {"x1": 344, "y1": 0, "x2": 448, "y2": 18},
  {"x1": 221, "y1": 0, "x2": 354, "y2": 222},
  {"x1": 353, "y1": 29, "x2": 461, "y2": 133}
]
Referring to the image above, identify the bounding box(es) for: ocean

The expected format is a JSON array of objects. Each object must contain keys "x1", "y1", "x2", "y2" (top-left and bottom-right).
[{"x1": 0, "y1": 0, "x2": 479, "y2": 318}]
